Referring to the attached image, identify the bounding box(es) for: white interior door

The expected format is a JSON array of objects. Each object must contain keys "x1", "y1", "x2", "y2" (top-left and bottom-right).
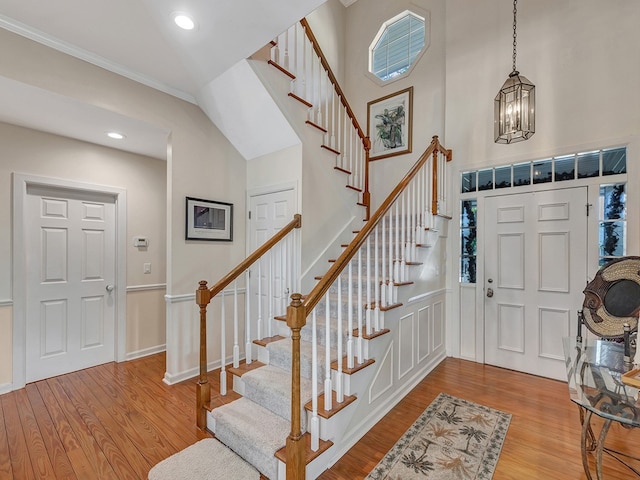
[
  {"x1": 248, "y1": 188, "x2": 296, "y2": 339},
  {"x1": 484, "y1": 187, "x2": 587, "y2": 380},
  {"x1": 25, "y1": 185, "x2": 116, "y2": 383}
]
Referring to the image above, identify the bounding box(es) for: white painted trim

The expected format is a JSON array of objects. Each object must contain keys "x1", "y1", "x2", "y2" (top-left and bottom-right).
[
  {"x1": 12, "y1": 173, "x2": 128, "y2": 389},
  {"x1": 0, "y1": 15, "x2": 196, "y2": 104},
  {"x1": 406, "y1": 288, "x2": 446, "y2": 305},
  {"x1": 127, "y1": 283, "x2": 167, "y2": 293},
  {"x1": 162, "y1": 354, "x2": 243, "y2": 385},
  {"x1": 164, "y1": 288, "x2": 246, "y2": 304},
  {"x1": 165, "y1": 293, "x2": 195, "y2": 304},
  {"x1": 327, "y1": 350, "x2": 447, "y2": 469},
  {"x1": 0, "y1": 383, "x2": 13, "y2": 396},
  {"x1": 0, "y1": 299, "x2": 12, "y2": 307},
  {"x1": 125, "y1": 344, "x2": 166, "y2": 361}
]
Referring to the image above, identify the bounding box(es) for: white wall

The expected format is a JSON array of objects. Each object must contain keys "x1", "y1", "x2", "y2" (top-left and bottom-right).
[
  {"x1": 445, "y1": 0, "x2": 640, "y2": 359},
  {"x1": 0, "y1": 27, "x2": 248, "y2": 386},
  {"x1": 0, "y1": 122, "x2": 167, "y2": 386},
  {"x1": 343, "y1": 0, "x2": 447, "y2": 210}
]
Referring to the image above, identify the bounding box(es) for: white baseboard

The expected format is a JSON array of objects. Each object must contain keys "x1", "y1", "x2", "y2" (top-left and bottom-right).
[
  {"x1": 0, "y1": 382, "x2": 14, "y2": 395},
  {"x1": 162, "y1": 354, "x2": 243, "y2": 385},
  {"x1": 125, "y1": 344, "x2": 166, "y2": 361}
]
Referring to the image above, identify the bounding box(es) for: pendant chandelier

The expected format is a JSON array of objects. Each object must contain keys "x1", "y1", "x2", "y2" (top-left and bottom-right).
[{"x1": 494, "y1": 0, "x2": 535, "y2": 144}]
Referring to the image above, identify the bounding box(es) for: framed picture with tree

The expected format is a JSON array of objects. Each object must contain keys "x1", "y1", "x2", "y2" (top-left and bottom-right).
[{"x1": 367, "y1": 86, "x2": 413, "y2": 160}]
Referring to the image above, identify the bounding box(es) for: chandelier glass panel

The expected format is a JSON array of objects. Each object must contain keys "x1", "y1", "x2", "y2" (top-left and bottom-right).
[{"x1": 494, "y1": 0, "x2": 535, "y2": 144}]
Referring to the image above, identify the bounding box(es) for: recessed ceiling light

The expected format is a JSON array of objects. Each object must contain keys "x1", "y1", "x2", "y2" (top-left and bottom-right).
[
  {"x1": 107, "y1": 132, "x2": 125, "y2": 140},
  {"x1": 173, "y1": 13, "x2": 195, "y2": 30}
]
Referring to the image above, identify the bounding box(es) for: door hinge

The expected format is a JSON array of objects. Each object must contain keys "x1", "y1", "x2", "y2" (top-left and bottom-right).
[{"x1": 586, "y1": 203, "x2": 593, "y2": 216}]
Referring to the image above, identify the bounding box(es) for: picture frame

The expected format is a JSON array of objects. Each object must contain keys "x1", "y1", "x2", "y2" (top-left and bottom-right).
[
  {"x1": 185, "y1": 197, "x2": 233, "y2": 241},
  {"x1": 367, "y1": 86, "x2": 413, "y2": 160}
]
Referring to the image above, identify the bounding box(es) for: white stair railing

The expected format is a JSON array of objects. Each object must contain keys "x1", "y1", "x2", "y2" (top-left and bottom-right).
[
  {"x1": 195, "y1": 214, "x2": 302, "y2": 429},
  {"x1": 270, "y1": 20, "x2": 370, "y2": 216},
  {"x1": 285, "y1": 137, "x2": 452, "y2": 469}
]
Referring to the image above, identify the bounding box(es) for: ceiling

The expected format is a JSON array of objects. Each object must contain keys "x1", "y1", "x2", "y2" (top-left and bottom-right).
[{"x1": 0, "y1": 0, "x2": 337, "y2": 159}]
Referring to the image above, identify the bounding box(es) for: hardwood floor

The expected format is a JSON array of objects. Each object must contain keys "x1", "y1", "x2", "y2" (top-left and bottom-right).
[{"x1": 1, "y1": 354, "x2": 638, "y2": 479}]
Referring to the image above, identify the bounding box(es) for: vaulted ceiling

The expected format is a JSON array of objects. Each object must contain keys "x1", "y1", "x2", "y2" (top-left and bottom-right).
[{"x1": 0, "y1": 0, "x2": 334, "y2": 159}]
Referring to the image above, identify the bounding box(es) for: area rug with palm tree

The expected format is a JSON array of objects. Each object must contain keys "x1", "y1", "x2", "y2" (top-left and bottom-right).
[{"x1": 366, "y1": 393, "x2": 511, "y2": 480}]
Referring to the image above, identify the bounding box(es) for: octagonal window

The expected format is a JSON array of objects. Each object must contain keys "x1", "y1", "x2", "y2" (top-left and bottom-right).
[{"x1": 369, "y1": 11, "x2": 428, "y2": 83}]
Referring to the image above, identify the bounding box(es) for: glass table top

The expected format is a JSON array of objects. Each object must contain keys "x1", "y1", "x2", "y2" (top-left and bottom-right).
[{"x1": 563, "y1": 336, "x2": 640, "y2": 427}]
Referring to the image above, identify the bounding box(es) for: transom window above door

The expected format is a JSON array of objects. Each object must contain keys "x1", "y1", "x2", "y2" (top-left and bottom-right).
[{"x1": 368, "y1": 10, "x2": 429, "y2": 83}]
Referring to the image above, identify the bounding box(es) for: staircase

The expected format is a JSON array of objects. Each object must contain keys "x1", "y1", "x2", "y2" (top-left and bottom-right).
[{"x1": 194, "y1": 20, "x2": 452, "y2": 480}]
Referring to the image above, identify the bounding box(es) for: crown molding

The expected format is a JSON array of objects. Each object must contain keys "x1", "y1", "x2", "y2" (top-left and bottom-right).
[{"x1": 0, "y1": 14, "x2": 197, "y2": 105}]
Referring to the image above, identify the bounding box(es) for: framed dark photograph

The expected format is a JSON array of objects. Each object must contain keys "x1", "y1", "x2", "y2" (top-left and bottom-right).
[
  {"x1": 186, "y1": 197, "x2": 233, "y2": 241},
  {"x1": 367, "y1": 86, "x2": 413, "y2": 160}
]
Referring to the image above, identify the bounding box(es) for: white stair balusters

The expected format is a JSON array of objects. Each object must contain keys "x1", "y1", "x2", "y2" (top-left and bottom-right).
[
  {"x1": 310, "y1": 308, "x2": 319, "y2": 451},
  {"x1": 357, "y1": 248, "x2": 364, "y2": 363},
  {"x1": 245, "y1": 270, "x2": 252, "y2": 364},
  {"x1": 220, "y1": 292, "x2": 227, "y2": 395},
  {"x1": 347, "y1": 259, "x2": 354, "y2": 369},
  {"x1": 336, "y1": 274, "x2": 344, "y2": 403},
  {"x1": 323, "y1": 292, "x2": 333, "y2": 412},
  {"x1": 233, "y1": 280, "x2": 240, "y2": 369},
  {"x1": 257, "y1": 258, "x2": 263, "y2": 340}
]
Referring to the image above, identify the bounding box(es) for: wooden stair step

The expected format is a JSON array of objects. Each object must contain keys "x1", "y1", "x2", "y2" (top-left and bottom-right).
[
  {"x1": 274, "y1": 315, "x2": 286, "y2": 322},
  {"x1": 306, "y1": 120, "x2": 327, "y2": 133},
  {"x1": 228, "y1": 361, "x2": 265, "y2": 377},
  {"x1": 330, "y1": 356, "x2": 375, "y2": 375},
  {"x1": 267, "y1": 60, "x2": 295, "y2": 79},
  {"x1": 346, "y1": 184, "x2": 362, "y2": 193},
  {"x1": 394, "y1": 281, "x2": 413, "y2": 286},
  {"x1": 288, "y1": 92, "x2": 312, "y2": 108},
  {"x1": 334, "y1": 166, "x2": 351, "y2": 175},
  {"x1": 352, "y1": 327, "x2": 391, "y2": 340},
  {"x1": 253, "y1": 335, "x2": 286, "y2": 347},
  {"x1": 406, "y1": 261, "x2": 423, "y2": 266},
  {"x1": 380, "y1": 302, "x2": 402, "y2": 312},
  {"x1": 321, "y1": 144, "x2": 340, "y2": 155},
  {"x1": 275, "y1": 432, "x2": 333, "y2": 465},
  {"x1": 304, "y1": 391, "x2": 357, "y2": 418}
]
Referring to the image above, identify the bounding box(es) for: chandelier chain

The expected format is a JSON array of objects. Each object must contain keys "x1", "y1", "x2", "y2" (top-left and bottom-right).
[{"x1": 512, "y1": 0, "x2": 518, "y2": 73}]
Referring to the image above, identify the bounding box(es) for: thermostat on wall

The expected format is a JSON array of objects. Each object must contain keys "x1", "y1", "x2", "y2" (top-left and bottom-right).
[{"x1": 133, "y1": 236, "x2": 149, "y2": 247}]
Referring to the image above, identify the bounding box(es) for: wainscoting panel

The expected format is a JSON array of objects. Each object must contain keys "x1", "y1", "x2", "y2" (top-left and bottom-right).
[
  {"x1": 417, "y1": 305, "x2": 431, "y2": 363},
  {"x1": 369, "y1": 343, "x2": 394, "y2": 404},
  {"x1": 398, "y1": 313, "x2": 415, "y2": 380}
]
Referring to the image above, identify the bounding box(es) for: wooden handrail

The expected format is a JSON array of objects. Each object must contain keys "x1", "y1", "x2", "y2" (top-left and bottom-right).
[
  {"x1": 206, "y1": 213, "x2": 302, "y2": 302},
  {"x1": 195, "y1": 213, "x2": 301, "y2": 429},
  {"x1": 300, "y1": 18, "x2": 366, "y2": 142},
  {"x1": 285, "y1": 136, "x2": 450, "y2": 475},
  {"x1": 302, "y1": 136, "x2": 447, "y2": 314}
]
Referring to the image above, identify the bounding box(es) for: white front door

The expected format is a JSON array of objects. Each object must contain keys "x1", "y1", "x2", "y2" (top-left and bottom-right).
[
  {"x1": 24, "y1": 184, "x2": 117, "y2": 383},
  {"x1": 484, "y1": 187, "x2": 587, "y2": 380},
  {"x1": 248, "y1": 188, "x2": 296, "y2": 339}
]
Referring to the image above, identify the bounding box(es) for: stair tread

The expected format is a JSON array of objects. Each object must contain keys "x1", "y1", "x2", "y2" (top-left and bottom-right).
[
  {"x1": 253, "y1": 335, "x2": 286, "y2": 347},
  {"x1": 212, "y1": 397, "x2": 290, "y2": 480},
  {"x1": 228, "y1": 361, "x2": 266, "y2": 377},
  {"x1": 243, "y1": 364, "x2": 317, "y2": 431},
  {"x1": 274, "y1": 432, "x2": 333, "y2": 466},
  {"x1": 330, "y1": 356, "x2": 375, "y2": 375},
  {"x1": 304, "y1": 391, "x2": 357, "y2": 418}
]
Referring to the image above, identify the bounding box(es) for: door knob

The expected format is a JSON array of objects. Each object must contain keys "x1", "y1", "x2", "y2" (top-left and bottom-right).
[
  {"x1": 106, "y1": 285, "x2": 114, "y2": 293},
  {"x1": 486, "y1": 287, "x2": 494, "y2": 298}
]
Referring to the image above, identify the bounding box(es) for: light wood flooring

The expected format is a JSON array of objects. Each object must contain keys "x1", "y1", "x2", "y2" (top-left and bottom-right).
[{"x1": 1, "y1": 353, "x2": 638, "y2": 479}]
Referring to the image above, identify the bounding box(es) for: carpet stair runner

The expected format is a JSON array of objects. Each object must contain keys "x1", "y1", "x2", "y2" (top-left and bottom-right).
[
  {"x1": 208, "y1": 255, "x2": 420, "y2": 478},
  {"x1": 207, "y1": 215, "x2": 445, "y2": 478}
]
